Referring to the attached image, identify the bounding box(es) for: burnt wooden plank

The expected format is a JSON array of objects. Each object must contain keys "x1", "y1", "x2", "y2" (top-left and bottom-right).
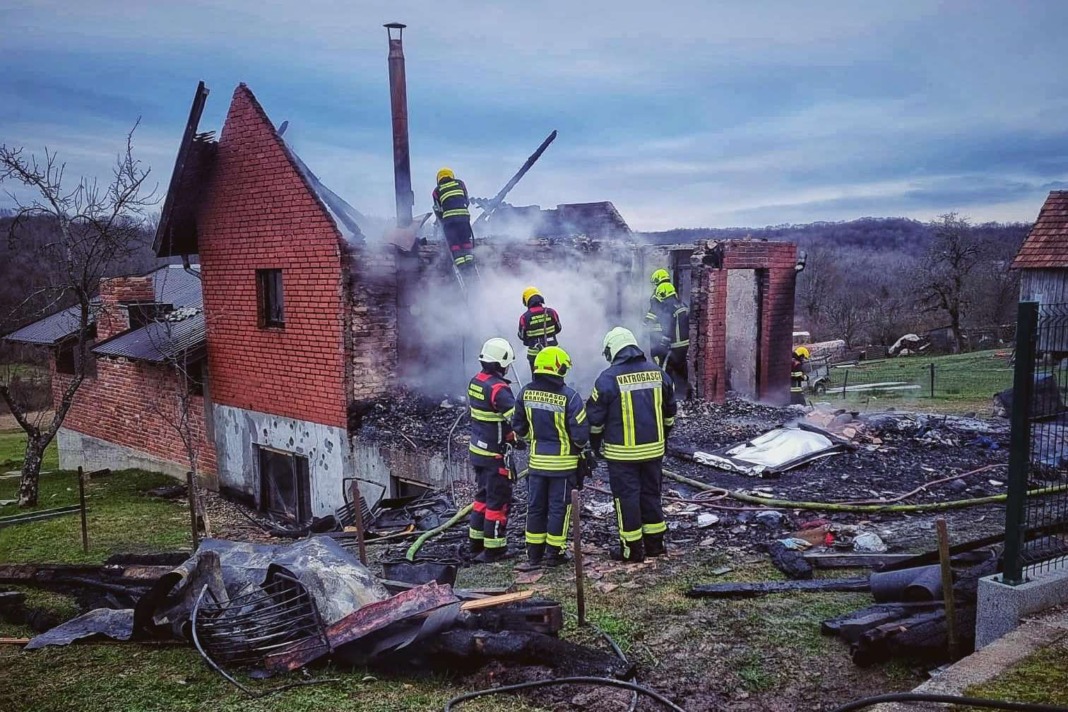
[{"x1": 688, "y1": 578, "x2": 870, "y2": 599}]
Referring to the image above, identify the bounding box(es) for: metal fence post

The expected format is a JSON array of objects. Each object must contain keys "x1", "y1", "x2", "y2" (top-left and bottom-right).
[
  {"x1": 929, "y1": 362, "x2": 936, "y2": 399},
  {"x1": 842, "y1": 369, "x2": 849, "y2": 399},
  {"x1": 1002, "y1": 301, "x2": 1039, "y2": 585}
]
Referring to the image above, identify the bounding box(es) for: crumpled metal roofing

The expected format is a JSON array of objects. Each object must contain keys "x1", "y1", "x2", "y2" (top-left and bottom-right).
[{"x1": 4, "y1": 265, "x2": 202, "y2": 346}]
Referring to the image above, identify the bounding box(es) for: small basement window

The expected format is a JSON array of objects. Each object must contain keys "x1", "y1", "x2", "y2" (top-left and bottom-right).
[
  {"x1": 259, "y1": 447, "x2": 311, "y2": 525},
  {"x1": 256, "y1": 269, "x2": 285, "y2": 328}
]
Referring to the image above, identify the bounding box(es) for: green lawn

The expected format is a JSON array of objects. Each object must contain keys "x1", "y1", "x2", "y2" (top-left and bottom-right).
[
  {"x1": 961, "y1": 640, "x2": 1068, "y2": 709},
  {"x1": 818, "y1": 349, "x2": 1017, "y2": 414},
  {"x1": 0, "y1": 428, "x2": 59, "y2": 472},
  {"x1": 0, "y1": 429, "x2": 191, "y2": 564}
]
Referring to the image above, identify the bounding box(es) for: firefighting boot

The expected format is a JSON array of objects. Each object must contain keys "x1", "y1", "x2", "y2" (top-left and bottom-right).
[
  {"x1": 610, "y1": 538, "x2": 646, "y2": 564},
  {"x1": 473, "y1": 547, "x2": 512, "y2": 564},
  {"x1": 515, "y1": 543, "x2": 545, "y2": 571},
  {"x1": 543, "y1": 546, "x2": 572, "y2": 568},
  {"x1": 469, "y1": 537, "x2": 485, "y2": 557},
  {"x1": 644, "y1": 533, "x2": 666, "y2": 558}
]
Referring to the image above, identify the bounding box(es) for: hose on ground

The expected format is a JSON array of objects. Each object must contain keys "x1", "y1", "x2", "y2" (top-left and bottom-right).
[
  {"x1": 663, "y1": 469, "x2": 1068, "y2": 514},
  {"x1": 830, "y1": 692, "x2": 1068, "y2": 711},
  {"x1": 443, "y1": 676, "x2": 687, "y2": 712},
  {"x1": 406, "y1": 504, "x2": 473, "y2": 561}
]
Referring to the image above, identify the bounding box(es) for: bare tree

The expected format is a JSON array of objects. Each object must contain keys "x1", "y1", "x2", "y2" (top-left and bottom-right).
[
  {"x1": 143, "y1": 296, "x2": 212, "y2": 537},
  {"x1": 0, "y1": 128, "x2": 154, "y2": 507},
  {"x1": 917, "y1": 213, "x2": 982, "y2": 354}
]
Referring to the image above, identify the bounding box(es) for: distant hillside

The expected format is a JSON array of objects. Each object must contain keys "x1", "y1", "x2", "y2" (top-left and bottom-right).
[{"x1": 639, "y1": 216, "x2": 1031, "y2": 253}]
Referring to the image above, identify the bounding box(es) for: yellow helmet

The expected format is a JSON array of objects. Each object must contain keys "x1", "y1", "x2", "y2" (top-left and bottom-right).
[
  {"x1": 794, "y1": 346, "x2": 810, "y2": 359},
  {"x1": 533, "y1": 346, "x2": 571, "y2": 377},
  {"x1": 650, "y1": 268, "x2": 670, "y2": 286},
  {"x1": 522, "y1": 286, "x2": 542, "y2": 307},
  {"x1": 436, "y1": 167, "x2": 454, "y2": 183},
  {"x1": 602, "y1": 327, "x2": 639, "y2": 362},
  {"x1": 654, "y1": 282, "x2": 677, "y2": 301}
]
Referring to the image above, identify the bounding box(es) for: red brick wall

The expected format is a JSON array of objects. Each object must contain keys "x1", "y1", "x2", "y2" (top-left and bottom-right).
[
  {"x1": 97, "y1": 276, "x2": 155, "y2": 340},
  {"x1": 690, "y1": 240, "x2": 797, "y2": 405},
  {"x1": 55, "y1": 357, "x2": 217, "y2": 475},
  {"x1": 197, "y1": 85, "x2": 350, "y2": 429}
]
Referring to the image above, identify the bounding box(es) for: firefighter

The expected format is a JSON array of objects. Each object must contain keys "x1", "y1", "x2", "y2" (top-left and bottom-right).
[
  {"x1": 467, "y1": 337, "x2": 521, "y2": 563},
  {"x1": 644, "y1": 281, "x2": 691, "y2": 398},
  {"x1": 432, "y1": 167, "x2": 475, "y2": 271},
  {"x1": 512, "y1": 346, "x2": 590, "y2": 570},
  {"x1": 586, "y1": 327, "x2": 677, "y2": 563},
  {"x1": 517, "y1": 286, "x2": 563, "y2": 378},
  {"x1": 791, "y1": 346, "x2": 810, "y2": 406}
]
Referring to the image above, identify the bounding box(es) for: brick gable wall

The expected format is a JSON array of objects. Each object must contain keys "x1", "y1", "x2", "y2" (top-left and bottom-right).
[
  {"x1": 197, "y1": 85, "x2": 350, "y2": 430},
  {"x1": 56, "y1": 358, "x2": 217, "y2": 475}
]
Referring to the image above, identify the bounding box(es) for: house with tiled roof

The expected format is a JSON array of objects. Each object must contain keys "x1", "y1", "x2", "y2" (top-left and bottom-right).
[{"x1": 1013, "y1": 190, "x2": 1068, "y2": 304}]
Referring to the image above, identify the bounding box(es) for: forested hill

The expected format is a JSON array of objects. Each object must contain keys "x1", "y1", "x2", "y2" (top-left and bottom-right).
[{"x1": 638, "y1": 216, "x2": 1031, "y2": 252}]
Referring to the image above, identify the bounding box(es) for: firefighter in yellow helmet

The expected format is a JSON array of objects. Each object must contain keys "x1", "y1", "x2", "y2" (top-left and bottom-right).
[
  {"x1": 517, "y1": 287, "x2": 563, "y2": 379},
  {"x1": 644, "y1": 281, "x2": 691, "y2": 397},
  {"x1": 432, "y1": 167, "x2": 475, "y2": 271},
  {"x1": 586, "y1": 327, "x2": 677, "y2": 563},
  {"x1": 511, "y1": 346, "x2": 590, "y2": 570},
  {"x1": 791, "y1": 346, "x2": 811, "y2": 405}
]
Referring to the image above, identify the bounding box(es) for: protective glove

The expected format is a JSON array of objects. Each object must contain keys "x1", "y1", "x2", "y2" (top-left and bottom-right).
[
  {"x1": 511, "y1": 438, "x2": 528, "y2": 451},
  {"x1": 590, "y1": 432, "x2": 603, "y2": 455}
]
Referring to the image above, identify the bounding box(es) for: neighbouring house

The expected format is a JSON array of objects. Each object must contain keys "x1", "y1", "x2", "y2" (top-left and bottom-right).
[
  {"x1": 3, "y1": 82, "x2": 799, "y2": 524},
  {"x1": 1014, "y1": 190, "x2": 1068, "y2": 305}
]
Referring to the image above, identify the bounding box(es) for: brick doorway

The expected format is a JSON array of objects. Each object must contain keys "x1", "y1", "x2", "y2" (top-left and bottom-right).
[{"x1": 259, "y1": 447, "x2": 311, "y2": 524}]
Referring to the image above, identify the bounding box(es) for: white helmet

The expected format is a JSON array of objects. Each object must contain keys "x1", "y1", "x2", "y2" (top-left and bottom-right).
[
  {"x1": 602, "y1": 327, "x2": 639, "y2": 362},
  {"x1": 479, "y1": 337, "x2": 515, "y2": 369}
]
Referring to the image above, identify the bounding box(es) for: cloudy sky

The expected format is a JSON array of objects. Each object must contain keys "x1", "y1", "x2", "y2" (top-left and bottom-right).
[{"x1": 2, "y1": 1, "x2": 1066, "y2": 230}]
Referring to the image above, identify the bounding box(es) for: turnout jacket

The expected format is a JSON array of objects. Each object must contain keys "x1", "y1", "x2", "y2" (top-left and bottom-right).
[
  {"x1": 432, "y1": 177, "x2": 471, "y2": 222},
  {"x1": 517, "y1": 297, "x2": 562, "y2": 355},
  {"x1": 644, "y1": 295, "x2": 690, "y2": 351},
  {"x1": 586, "y1": 345, "x2": 677, "y2": 462},
  {"x1": 512, "y1": 374, "x2": 590, "y2": 475},
  {"x1": 468, "y1": 369, "x2": 516, "y2": 467}
]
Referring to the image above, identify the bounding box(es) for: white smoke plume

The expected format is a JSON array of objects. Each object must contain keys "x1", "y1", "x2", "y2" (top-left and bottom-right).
[{"x1": 406, "y1": 249, "x2": 656, "y2": 401}]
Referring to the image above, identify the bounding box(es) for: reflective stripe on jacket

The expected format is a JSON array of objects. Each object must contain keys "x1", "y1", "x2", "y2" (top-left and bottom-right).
[
  {"x1": 432, "y1": 178, "x2": 471, "y2": 221},
  {"x1": 468, "y1": 369, "x2": 516, "y2": 466},
  {"x1": 586, "y1": 346, "x2": 677, "y2": 462},
  {"x1": 512, "y1": 375, "x2": 590, "y2": 475},
  {"x1": 517, "y1": 301, "x2": 562, "y2": 355},
  {"x1": 644, "y1": 294, "x2": 690, "y2": 349}
]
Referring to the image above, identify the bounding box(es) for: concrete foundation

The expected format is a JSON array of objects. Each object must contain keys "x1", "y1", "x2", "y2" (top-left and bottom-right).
[
  {"x1": 58, "y1": 428, "x2": 190, "y2": 479},
  {"x1": 351, "y1": 438, "x2": 468, "y2": 498},
  {"x1": 212, "y1": 404, "x2": 353, "y2": 517},
  {"x1": 976, "y1": 560, "x2": 1068, "y2": 648}
]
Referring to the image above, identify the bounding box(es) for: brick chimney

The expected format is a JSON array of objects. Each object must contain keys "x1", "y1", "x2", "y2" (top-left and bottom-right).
[{"x1": 97, "y1": 276, "x2": 155, "y2": 340}]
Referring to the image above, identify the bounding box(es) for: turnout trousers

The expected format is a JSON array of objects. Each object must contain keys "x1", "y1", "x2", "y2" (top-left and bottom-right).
[
  {"x1": 525, "y1": 472, "x2": 575, "y2": 555},
  {"x1": 469, "y1": 462, "x2": 513, "y2": 551},
  {"x1": 442, "y1": 218, "x2": 475, "y2": 269},
  {"x1": 665, "y1": 346, "x2": 690, "y2": 399},
  {"x1": 607, "y1": 458, "x2": 667, "y2": 561}
]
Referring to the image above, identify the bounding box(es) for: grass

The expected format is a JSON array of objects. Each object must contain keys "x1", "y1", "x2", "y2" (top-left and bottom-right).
[
  {"x1": 0, "y1": 428, "x2": 59, "y2": 472},
  {"x1": 960, "y1": 641, "x2": 1068, "y2": 709},
  {"x1": 820, "y1": 349, "x2": 1016, "y2": 414},
  {"x1": 0, "y1": 428, "x2": 191, "y2": 564}
]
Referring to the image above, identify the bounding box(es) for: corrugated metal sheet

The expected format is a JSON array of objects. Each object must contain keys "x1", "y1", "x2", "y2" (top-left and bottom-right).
[
  {"x1": 93, "y1": 311, "x2": 205, "y2": 363},
  {"x1": 3, "y1": 266, "x2": 202, "y2": 346},
  {"x1": 4, "y1": 305, "x2": 94, "y2": 345}
]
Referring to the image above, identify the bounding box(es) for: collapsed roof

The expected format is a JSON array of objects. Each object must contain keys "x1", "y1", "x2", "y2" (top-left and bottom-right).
[{"x1": 480, "y1": 201, "x2": 632, "y2": 241}]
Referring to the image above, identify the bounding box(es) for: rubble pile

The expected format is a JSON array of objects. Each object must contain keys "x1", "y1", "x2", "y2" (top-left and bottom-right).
[{"x1": 352, "y1": 387, "x2": 468, "y2": 450}]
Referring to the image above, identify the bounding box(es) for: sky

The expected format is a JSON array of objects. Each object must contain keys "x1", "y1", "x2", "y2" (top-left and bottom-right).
[{"x1": 2, "y1": 0, "x2": 1067, "y2": 231}]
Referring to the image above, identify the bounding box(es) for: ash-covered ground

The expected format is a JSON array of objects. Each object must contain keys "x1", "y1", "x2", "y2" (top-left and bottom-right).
[{"x1": 354, "y1": 391, "x2": 1012, "y2": 565}]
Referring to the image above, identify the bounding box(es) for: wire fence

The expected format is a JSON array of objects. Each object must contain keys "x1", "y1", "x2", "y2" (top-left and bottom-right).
[
  {"x1": 805, "y1": 350, "x2": 1015, "y2": 413},
  {"x1": 1002, "y1": 302, "x2": 1068, "y2": 584}
]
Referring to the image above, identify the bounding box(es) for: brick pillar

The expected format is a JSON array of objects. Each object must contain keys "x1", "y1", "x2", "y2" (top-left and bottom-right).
[{"x1": 97, "y1": 276, "x2": 155, "y2": 340}]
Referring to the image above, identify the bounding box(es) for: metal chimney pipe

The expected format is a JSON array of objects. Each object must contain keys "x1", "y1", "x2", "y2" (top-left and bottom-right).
[{"x1": 385, "y1": 22, "x2": 414, "y2": 228}]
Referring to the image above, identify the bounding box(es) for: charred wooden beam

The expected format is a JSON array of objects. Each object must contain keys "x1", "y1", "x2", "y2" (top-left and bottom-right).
[{"x1": 688, "y1": 578, "x2": 870, "y2": 599}]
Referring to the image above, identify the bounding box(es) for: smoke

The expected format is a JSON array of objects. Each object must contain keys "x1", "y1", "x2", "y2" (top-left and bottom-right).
[{"x1": 405, "y1": 246, "x2": 652, "y2": 400}]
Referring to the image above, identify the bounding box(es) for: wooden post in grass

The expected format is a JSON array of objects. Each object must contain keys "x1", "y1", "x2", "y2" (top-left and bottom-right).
[
  {"x1": 936, "y1": 517, "x2": 958, "y2": 659},
  {"x1": 77, "y1": 467, "x2": 89, "y2": 554},
  {"x1": 186, "y1": 471, "x2": 200, "y2": 552},
  {"x1": 571, "y1": 488, "x2": 586, "y2": 627}
]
